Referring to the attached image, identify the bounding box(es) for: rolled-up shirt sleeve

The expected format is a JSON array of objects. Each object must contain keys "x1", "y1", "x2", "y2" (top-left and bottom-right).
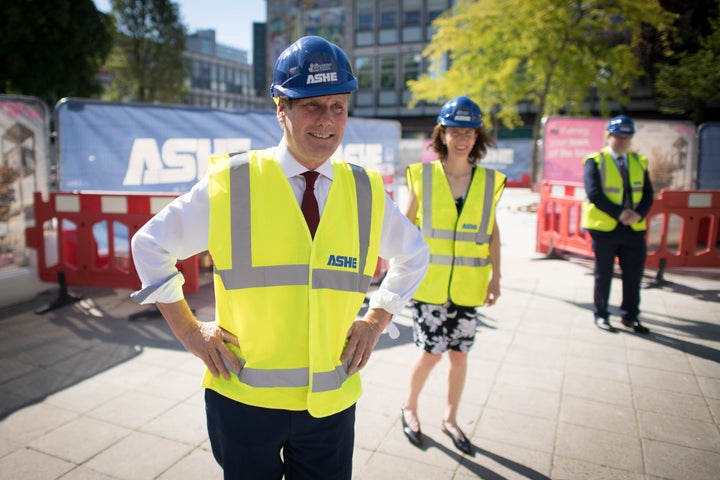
[
  {"x1": 369, "y1": 192, "x2": 429, "y2": 316},
  {"x1": 130, "y1": 178, "x2": 211, "y2": 305}
]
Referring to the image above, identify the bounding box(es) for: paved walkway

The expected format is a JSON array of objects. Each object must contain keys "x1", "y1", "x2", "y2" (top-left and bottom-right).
[{"x1": 1, "y1": 188, "x2": 718, "y2": 479}]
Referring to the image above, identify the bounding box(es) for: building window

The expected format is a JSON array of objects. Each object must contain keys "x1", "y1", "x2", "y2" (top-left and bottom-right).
[
  {"x1": 196, "y1": 62, "x2": 211, "y2": 89},
  {"x1": 402, "y1": 0, "x2": 422, "y2": 42},
  {"x1": 356, "y1": 0, "x2": 375, "y2": 46},
  {"x1": 428, "y1": 0, "x2": 447, "y2": 23},
  {"x1": 355, "y1": 55, "x2": 374, "y2": 107},
  {"x1": 427, "y1": 0, "x2": 448, "y2": 41},
  {"x1": 402, "y1": 53, "x2": 421, "y2": 90},
  {"x1": 356, "y1": 56, "x2": 373, "y2": 89},
  {"x1": 403, "y1": 0, "x2": 421, "y2": 26},
  {"x1": 201, "y1": 38, "x2": 212, "y2": 55},
  {"x1": 357, "y1": 0, "x2": 374, "y2": 30},
  {"x1": 380, "y1": 0, "x2": 397, "y2": 28},
  {"x1": 379, "y1": 0, "x2": 398, "y2": 44},
  {"x1": 380, "y1": 55, "x2": 396, "y2": 90},
  {"x1": 380, "y1": 54, "x2": 396, "y2": 90}
]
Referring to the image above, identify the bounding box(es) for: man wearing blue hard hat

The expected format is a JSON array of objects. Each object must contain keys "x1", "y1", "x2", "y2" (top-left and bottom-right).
[
  {"x1": 581, "y1": 115, "x2": 654, "y2": 334},
  {"x1": 130, "y1": 36, "x2": 429, "y2": 479}
]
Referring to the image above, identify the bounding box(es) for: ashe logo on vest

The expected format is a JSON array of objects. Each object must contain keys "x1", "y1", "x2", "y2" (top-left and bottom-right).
[
  {"x1": 327, "y1": 254, "x2": 358, "y2": 269},
  {"x1": 461, "y1": 223, "x2": 478, "y2": 230}
]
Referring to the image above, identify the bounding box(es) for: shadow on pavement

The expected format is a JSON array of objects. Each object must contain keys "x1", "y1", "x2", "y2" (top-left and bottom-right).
[
  {"x1": 0, "y1": 286, "x2": 188, "y2": 420},
  {"x1": 405, "y1": 435, "x2": 551, "y2": 480}
]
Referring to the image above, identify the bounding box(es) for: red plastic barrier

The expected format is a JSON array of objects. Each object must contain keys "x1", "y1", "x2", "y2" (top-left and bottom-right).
[
  {"x1": 535, "y1": 182, "x2": 593, "y2": 258},
  {"x1": 25, "y1": 191, "x2": 199, "y2": 295},
  {"x1": 536, "y1": 181, "x2": 720, "y2": 269},
  {"x1": 644, "y1": 190, "x2": 720, "y2": 269},
  {"x1": 506, "y1": 173, "x2": 531, "y2": 188}
]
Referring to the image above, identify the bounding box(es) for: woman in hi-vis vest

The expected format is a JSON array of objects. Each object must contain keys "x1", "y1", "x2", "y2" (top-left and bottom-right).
[{"x1": 401, "y1": 96, "x2": 506, "y2": 455}]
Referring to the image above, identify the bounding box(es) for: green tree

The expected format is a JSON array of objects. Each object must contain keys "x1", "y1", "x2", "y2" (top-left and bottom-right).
[
  {"x1": 0, "y1": 0, "x2": 114, "y2": 106},
  {"x1": 655, "y1": 12, "x2": 720, "y2": 123},
  {"x1": 408, "y1": 0, "x2": 675, "y2": 184},
  {"x1": 105, "y1": 0, "x2": 187, "y2": 103}
]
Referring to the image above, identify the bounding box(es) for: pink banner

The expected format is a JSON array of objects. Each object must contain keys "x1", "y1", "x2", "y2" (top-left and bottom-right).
[{"x1": 543, "y1": 117, "x2": 606, "y2": 183}]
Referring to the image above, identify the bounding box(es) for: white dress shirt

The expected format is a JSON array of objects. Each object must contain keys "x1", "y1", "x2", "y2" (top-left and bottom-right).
[{"x1": 131, "y1": 140, "x2": 429, "y2": 320}]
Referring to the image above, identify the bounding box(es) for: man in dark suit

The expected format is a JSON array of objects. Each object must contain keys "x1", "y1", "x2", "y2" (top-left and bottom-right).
[{"x1": 582, "y1": 115, "x2": 654, "y2": 333}]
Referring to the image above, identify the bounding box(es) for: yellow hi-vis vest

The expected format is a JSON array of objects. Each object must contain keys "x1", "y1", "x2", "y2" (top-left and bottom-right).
[
  {"x1": 406, "y1": 161, "x2": 505, "y2": 307},
  {"x1": 581, "y1": 149, "x2": 649, "y2": 232},
  {"x1": 203, "y1": 149, "x2": 385, "y2": 418}
]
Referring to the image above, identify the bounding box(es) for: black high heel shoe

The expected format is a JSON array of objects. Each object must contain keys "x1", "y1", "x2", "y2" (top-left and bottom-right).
[
  {"x1": 401, "y1": 408, "x2": 422, "y2": 446},
  {"x1": 442, "y1": 420, "x2": 473, "y2": 455}
]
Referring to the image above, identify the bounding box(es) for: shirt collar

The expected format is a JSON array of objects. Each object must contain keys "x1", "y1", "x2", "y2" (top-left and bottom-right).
[
  {"x1": 605, "y1": 147, "x2": 624, "y2": 161},
  {"x1": 276, "y1": 139, "x2": 335, "y2": 180}
]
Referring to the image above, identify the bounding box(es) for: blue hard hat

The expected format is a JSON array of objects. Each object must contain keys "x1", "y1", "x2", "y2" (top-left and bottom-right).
[
  {"x1": 270, "y1": 36, "x2": 358, "y2": 99},
  {"x1": 606, "y1": 115, "x2": 635, "y2": 135},
  {"x1": 436, "y1": 96, "x2": 483, "y2": 128}
]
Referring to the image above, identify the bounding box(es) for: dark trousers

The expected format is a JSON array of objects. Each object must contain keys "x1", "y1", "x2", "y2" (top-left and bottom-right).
[
  {"x1": 590, "y1": 226, "x2": 647, "y2": 320},
  {"x1": 205, "y1": 389, "x2": 355, "y2": 480}
]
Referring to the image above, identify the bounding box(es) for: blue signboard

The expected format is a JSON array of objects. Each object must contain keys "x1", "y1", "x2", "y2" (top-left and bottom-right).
[
  {"x1": 698, "y1": 122, "x2": 720, "y2": 189},
  {"x1": 486, "y1": 139, "x2": 532, "y2": 186},
  {"x1": 56, "y1": 98, "x2": 400, "y2": 193}
]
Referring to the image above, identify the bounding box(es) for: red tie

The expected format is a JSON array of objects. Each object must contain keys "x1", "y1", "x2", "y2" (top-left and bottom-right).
[{"x1": 301, "y1": 171, "x2": 320, "y2": 238}]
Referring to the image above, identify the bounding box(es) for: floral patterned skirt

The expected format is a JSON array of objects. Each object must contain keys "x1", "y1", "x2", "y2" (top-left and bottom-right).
[{"x1": 409, "y1": 300, "x2": 479, "y2": 354}]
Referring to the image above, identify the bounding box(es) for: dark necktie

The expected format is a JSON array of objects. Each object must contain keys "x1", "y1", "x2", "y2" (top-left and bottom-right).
[
  {"x1": 301, "y1": 171, "x2": 320, "y2": 238},
  {"x1": 617, "y1": 156, "x2": 631, "y2": 207}
]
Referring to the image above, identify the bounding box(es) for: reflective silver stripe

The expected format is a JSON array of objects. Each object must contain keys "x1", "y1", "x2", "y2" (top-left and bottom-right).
[
  {"x1": 239, "y1": 366, "x2": 308, "y2": 388},
  {"x1": 455, "y1": 231, "x2": 477, "y2": 242},
  {"x1": 430, "y1": 254, "x2": 490, "y2": 267},
  {"x1": 430, "y1": 254, "x2": 454, "y2": 265},
  {"x1": 599, "y1": 154, "x2": 620, "y2": 193},
  {"x1": 313, "y1": 365, "x2": 351, "y2": 392},
  {"x1": 313, "y1": 269, "x2": 371, "y2": 293},
  {"x1": 430, "y1": 228, "x2": 455, "y2": 240},
  {"x1": 455, "y1": 256, "x2": 491, "y2": 267},
  {"x1": 216, "y1": 157, "x2": 373, "y2": 293},
  {"x1": 422, "y1": 166, "x2": 457, "y2": 240},
  {"x1": 421, "y1": 164, "x2": 435, "y2": 239},
  {"x1": 474, "y1": 171, "x2": 495, "y2": 244},
  {"x1": 224, "y1": 356, "x2": 350, "y2": 391}
]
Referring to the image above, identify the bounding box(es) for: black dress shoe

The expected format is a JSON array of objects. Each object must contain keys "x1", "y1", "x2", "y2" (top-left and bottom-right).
[
  {"x1": 621, "y1": 318, "x2": 650, "y2": 334},
  {"x1": 442, "y1": 420, "x2": 473, "y2": 455},
  {"x1": 595, "y1": 317, "x2": 617, "y2": 332},
  {"x1": 401, "y1": 409, "x2": 422, "y2": 446}
]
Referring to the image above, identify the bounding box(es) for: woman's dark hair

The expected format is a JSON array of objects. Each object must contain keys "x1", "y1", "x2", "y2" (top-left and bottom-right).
[{"x1": 428, "y1": 124, "x2": 496, "y2": 164}]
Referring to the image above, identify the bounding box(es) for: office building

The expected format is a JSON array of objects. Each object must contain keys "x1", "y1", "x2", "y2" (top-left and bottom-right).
[{"x1": 184, "y1": 29, "x2": 268, "y2": 110}]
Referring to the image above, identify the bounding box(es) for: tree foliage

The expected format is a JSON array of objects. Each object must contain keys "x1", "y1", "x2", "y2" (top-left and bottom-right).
[
  {"x1": 104, "y1": 0, "x2": 188, "y2": 103},
  {"x1": 411, "y1": 0, "x2": 676, "y2": 128},
  {"x1": 654, "y1": 3, "x2": 720, "y2": 123},
  {"x1": 0, "y1": 0, "x2": 114, "y2": 106},
  {"x1": 408, "y1": 0, "x2": 676, "y2": 181}
]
